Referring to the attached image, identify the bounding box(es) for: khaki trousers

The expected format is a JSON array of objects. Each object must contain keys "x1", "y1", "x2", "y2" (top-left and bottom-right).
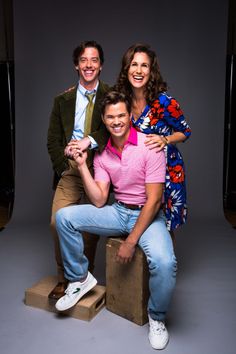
[{"x1": 50, "y1": 160, "x2": 99, "y2": 282}]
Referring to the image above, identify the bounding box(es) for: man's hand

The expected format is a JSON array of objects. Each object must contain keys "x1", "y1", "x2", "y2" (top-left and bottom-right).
[
  {"x1": 73, "y1": 149, "x2": 88, "y2": 167},
  {"x1": 64, "y1": 137, "x2": 91, "y2": 159},
  {"x1": 64, "y1": 139, "x2": 79, "y2": 159},
  {"x1": 116, "y1": 240, "x2": 136, "y2": 264}
]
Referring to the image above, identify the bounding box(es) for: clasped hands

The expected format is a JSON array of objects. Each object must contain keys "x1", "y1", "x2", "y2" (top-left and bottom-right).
[{"x1": 64, "y1": 138, "x2": 91, "y2": 163}]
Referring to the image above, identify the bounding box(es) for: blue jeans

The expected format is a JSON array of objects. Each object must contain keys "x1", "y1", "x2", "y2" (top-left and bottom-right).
[{"x1": 55, "y1": 202, "x2": 177, "y2": 321}]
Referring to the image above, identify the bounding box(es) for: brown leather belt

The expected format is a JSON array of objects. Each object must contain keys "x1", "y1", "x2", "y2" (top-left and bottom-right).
[{"x1": 116, "y1": 200, "x2": 143, "y2": 210}]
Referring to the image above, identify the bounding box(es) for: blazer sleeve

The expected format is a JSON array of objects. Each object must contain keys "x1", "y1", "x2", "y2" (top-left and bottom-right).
[{"x1": 47, "y1": 96, "x2": 69, "y2": 177}]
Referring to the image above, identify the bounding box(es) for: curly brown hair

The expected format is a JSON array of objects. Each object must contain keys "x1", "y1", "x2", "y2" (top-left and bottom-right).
[{"x1": 114, "y1": 43, "x2": 167, "y2": 105}]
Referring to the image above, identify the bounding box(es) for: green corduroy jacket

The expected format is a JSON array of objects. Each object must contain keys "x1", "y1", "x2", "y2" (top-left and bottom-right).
[{"x1": 47, "y1": 80, "x2": 110, "y2": 187}]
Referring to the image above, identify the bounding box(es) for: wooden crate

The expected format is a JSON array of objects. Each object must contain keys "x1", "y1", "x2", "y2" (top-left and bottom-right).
[
  {"x1": 106, "y1": 238, "x2": 149, "y2": 325},
  {"x1": 25, "y1": 275, "x2": 105, "y2": 321}
]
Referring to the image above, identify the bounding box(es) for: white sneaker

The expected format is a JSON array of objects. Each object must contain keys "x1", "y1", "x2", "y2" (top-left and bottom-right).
[
  {"x1": 55, "y1": 272, "x2": 97, "y2": 311},
  {"x1": 148, "y1": 314, "x2": 169, "y2": 350}
]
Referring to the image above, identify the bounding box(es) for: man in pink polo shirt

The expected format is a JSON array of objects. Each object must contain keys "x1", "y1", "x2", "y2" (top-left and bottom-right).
[{"x1": 55, "y1": 91, "x2": 177, "y2": 350}]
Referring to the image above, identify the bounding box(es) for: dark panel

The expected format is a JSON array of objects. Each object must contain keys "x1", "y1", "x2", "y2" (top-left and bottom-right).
[
  {"x1": 0, "y1": 61, "x2": 15, "y2": 222},
  {"x1": 223, "y1": 0, "x2": 236, "y2": 210},
  {"x1": 224, "y1": 55, "x2": 236, "y2": 209},
  {"x1": 0, "y1": 0, "x2": 14, "y2": 227},
  {"x1": 0, "y1": 0, "x2": 14, "y2": 61}
]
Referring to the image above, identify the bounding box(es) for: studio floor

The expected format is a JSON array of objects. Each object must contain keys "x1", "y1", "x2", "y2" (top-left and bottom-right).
[{"x1": 0, "y1": 214, "x2": 236, "y2": 354}]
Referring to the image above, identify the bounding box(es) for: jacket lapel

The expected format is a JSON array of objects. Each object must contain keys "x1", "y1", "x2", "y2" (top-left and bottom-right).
[
  {"x1": 61, "y1": 81, "x2": 107, "y2": 141},
  {"x1": 61, "y1": 87, "x2": 77, "y2": 141}
]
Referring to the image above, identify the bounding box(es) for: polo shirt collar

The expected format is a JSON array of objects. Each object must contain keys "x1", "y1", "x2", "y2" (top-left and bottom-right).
[{"x1": 106, "y1": 126, "x2": 138, "y2": 156}]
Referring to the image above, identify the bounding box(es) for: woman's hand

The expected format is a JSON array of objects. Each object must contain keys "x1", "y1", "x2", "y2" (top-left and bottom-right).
[{"x1": 144, "y1": 134, "x2": 168, "y2": 152}]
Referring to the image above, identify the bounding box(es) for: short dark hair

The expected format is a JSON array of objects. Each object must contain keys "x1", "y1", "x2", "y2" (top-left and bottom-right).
[
  {"x1": 101, "y1": 90, "x2": 131, "y2": 116},
  {"x1": 72, "y1": 40, "x2": 104, "y2": 65}
]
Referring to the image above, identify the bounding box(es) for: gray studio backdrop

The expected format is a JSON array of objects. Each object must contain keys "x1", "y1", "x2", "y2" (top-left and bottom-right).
[{"x1": 12, "y1": 0, "x2": 228, "y2": 227}]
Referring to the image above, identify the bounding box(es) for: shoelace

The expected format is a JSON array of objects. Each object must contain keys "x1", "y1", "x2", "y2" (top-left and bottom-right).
[
  {"x1": 150, "y1": 320, "x2": 166, "y2": 335},
  {"x1": 65, "y1": 283, "x2": 80, "y2": 296}
]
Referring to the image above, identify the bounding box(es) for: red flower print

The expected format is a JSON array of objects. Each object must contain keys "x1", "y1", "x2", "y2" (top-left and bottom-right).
[
  {"x1": 149, "y1": 100, "x2": 164, "y2": 126},
  {"x1": 168, "y1": 99, "x2": 184, "y2": 119},
  {"x1": 169, "y1": 165, "x2": 185, "y2": 183},
  {"x1": 167, "y1": 197, "x2": 173, "y2": 210}
]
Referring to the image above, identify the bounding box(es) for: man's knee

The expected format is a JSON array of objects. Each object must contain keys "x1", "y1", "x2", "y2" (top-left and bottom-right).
[
  {"x1": 149, "y1": 254, "x2": 177, "y2": 276},
  {"x1": 54, "y1": 207, "x2": 68, "y2": 228}
]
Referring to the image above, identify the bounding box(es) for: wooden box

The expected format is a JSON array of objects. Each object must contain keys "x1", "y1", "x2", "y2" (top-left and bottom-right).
[
  {"x1": 106, "y1": 238, "x2": 149, "y2": 325},
  {"x1": 25, "y1": 275, "x2": 105, "y2": 321}
]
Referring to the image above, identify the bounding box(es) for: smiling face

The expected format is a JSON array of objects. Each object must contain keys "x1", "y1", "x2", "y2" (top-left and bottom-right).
[
  {"x1": 75, "y1": 47, "x2": 102, "y2": 90},
  {"x1": 128, "y1": 52, "x2": 151, "y2": 91},
  {"x1": 102, "y1": 102, "x2": 131, "y2": 143}
]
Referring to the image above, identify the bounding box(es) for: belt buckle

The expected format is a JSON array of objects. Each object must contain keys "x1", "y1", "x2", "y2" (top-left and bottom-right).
[
  {"x1": 117, "y1": 200, "x2": 142, "y2": 210},
  {"x1": 117, "y1": 200, "x2": 129, "y2": 209},
  {"x1": 132, "y1": 204, "x2": 142, "y2": 210}
]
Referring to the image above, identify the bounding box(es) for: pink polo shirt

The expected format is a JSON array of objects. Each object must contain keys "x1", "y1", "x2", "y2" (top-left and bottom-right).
[{"x1": 94, "y1": 127, "x2": 166, "y2": 205}]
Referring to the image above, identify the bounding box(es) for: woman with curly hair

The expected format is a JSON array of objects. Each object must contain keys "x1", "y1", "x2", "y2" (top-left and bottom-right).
[{"x1": 115, "y1": 43, "x2": 192, "y2": 234}]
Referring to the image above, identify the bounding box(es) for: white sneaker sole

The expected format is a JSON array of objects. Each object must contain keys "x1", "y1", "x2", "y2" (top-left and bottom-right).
[
  {"x1": 55, "y1": 277, "x2": 97, "y2": 311},
  {"x1": 148, "y1": 334, "x2": 169, "y2": 350}
]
